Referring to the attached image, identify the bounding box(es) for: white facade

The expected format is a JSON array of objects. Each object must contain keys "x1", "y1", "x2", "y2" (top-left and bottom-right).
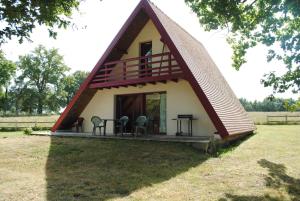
[{"x1": 80, "y1": 80, "x2": 216, "y2": 137}]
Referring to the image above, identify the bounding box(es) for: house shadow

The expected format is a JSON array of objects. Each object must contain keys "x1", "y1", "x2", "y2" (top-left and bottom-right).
[
  {"x1": 45, "y1": 137, "x2": 208, "y2": 200},
  {"x1": 219, "y1": 159, "x2": 300, "y2": 201}
]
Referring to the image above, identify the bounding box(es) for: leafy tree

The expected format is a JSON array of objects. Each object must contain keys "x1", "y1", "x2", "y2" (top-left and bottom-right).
[
  {"x1": 17, "y1": 45, "x2": 69, "y2": 114},
  {"x1": 283, "y1": 98, "x2": 300, "y2": 112},
  {"x1": 185, "y1": 0, "x2": 300, "y2": 94},
  {"x1": 239, "y1": 97, "x2": 298, "y2": 112},
  {"x1": 0, "y1": 51, "x2": 16, "y2": 114},
  {"x1": 0, "y1": 0, "x2": 80, "y2": 45},
  {"x1": 239, "y1": 98, "x2": 254, "y2": 111},
  {"x1": 9, "y1": 77, "x2": 38, "y2": 115},
  {"x1": 61, "y1": 70, "x2": 89, "y2": 105}
]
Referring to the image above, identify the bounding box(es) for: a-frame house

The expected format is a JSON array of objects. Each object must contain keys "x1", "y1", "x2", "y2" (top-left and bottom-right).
[{"x1": 52, "y1": 0, "x2": 255, "y2": 141}]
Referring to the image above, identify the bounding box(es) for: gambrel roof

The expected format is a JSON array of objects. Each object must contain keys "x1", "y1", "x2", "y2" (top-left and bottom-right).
[{"x1": 52, "y1": 0, "x2": 255, "y2": 138}]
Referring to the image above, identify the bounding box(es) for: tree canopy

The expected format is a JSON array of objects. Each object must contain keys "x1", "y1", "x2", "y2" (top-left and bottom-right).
[
  {"x1": 0, "y1": 51, "x2": 16, "y2": 88},
  {"x1": 0, "y1": 52, "x2": 16, "y2": 114},
  {"x1": 0, "y1": 0, "x2": 80, "y2": 44},
  {"x1": 17, "y1": 45, "x2": 69, "y2": 114},
  {"x1": 0, "y1": 45, "x2": 89, "y2": 116},
  {"x1": 239, "y1": 97, "x2": 300, "y2": 112},
  {"x1": 61, "y1": 70, "x2": 89, "y2": 105},
  {"x1": 185, "y1": 0, "x2": 300, "y2": 94}
]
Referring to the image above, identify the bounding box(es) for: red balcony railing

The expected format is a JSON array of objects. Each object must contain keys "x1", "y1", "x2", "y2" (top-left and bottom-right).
[{"x1": 89, "y1": 52, "x2": 183, "y2": 88}]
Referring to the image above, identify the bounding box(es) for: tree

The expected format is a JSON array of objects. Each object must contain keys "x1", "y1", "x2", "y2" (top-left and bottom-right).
[
  {"x1": 17, "y1": 45, "x2": 69, "y2": 114},
  {"x1": 9, "y1": 77, "x2": 38, "y2": 115},
  {"x1": 185, "y1": 0, "x2": 300, "y2": 94},
  {"x1": 0, "y1": 51, "x2": 16, "y2": 114},
  {"x1": 239, "y1": 97, "x2": 299, "y2": 112},
  {"x1": 0, "y1": 0, "x2": 80, "y2": 45},
  {"x1": 283, "y1": 98, "x2": 300, "y2": 112},
  {"x1": 61, "y1": 70, "x2": 89, "y2": 106}
]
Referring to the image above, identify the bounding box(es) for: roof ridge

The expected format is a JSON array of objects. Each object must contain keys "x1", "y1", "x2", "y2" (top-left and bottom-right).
[{"x1": 147, "y1": 0, "x2": 204, "y2": 47}]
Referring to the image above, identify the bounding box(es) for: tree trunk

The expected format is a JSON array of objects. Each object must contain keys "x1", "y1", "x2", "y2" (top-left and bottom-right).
[
  {"x1": 3, "y1": 87, "x2": 8, "y2": 116},
  {"x1": 37, "y1": 97, "x2": 43, "y2": 114},
  {"x1": 15, "y1": 98, "x2": 19, "y2": 116}
]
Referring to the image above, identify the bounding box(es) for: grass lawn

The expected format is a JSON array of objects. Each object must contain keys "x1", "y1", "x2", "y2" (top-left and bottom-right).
[{"x1": 0, "y1": 125, "x2": 299, "y2": 201}]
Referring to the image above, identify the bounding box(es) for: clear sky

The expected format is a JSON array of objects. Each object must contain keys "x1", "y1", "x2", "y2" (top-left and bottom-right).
[{"x1": 1, "y1": 0, "x2": 298, "y2": 101}]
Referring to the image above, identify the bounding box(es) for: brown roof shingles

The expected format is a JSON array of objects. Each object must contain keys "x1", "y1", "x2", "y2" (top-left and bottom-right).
[{"x1": 148, "y1": 1, "x2": 256, "y2": 135}]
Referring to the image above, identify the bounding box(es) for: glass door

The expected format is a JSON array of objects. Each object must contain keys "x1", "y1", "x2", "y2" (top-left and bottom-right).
[{"x1": 145, "y1": 92, "x2": 166, "y2": 134}]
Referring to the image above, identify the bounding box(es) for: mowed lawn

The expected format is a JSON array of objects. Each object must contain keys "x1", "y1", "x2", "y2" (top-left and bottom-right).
[{"x1": 0, "y1": 126, "x2": 299, "y2": 201}]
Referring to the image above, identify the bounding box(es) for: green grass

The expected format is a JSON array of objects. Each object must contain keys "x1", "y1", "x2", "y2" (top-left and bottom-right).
[
  {"x1": 0, "y1": 131, "x2": 24, "y2": 138},
  {"x1": 0, "y1": 125, "x2": 299, "y2": 200}
]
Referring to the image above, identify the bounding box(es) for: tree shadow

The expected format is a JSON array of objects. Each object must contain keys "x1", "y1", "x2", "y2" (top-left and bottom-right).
[
  {"x1": 219, "y1": 159, "x2": 300, "y2": 201},
  {"x1": 46, "y1": 137, "x2": 208, "y2": 200}
]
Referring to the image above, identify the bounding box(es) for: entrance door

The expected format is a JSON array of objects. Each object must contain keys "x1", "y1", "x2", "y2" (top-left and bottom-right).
[
  {"x1": 116, "y1": 92, "x2": 166, "y2": 135},
  {"x1": 116, "y1": 94, "x2": 144, "y2": 133},
  {"x1": 140, "y1": 41, "x2": 152, "y2": 77}
]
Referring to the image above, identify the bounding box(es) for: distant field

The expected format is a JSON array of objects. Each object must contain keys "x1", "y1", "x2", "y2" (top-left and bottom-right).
[
  {"x1": 248, "y1": 112, "x2": 300, "y2": 124},
  {"x1": 0, "y1": 115, "x2": 59, "y2": 128},
  {"x1": 0, "y1": 112, "x2": 299, "y2": 128}
]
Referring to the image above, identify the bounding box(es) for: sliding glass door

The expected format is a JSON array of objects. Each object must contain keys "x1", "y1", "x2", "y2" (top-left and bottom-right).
[
  {"x1": 145, "y1": 92, "x2": 166, "y2": 134},
  {"x1": 116, "y1": 92, "x2": 166, "y2": 135}
]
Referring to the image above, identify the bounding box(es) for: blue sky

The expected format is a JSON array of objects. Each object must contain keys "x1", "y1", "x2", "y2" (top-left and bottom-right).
[{"x1": 2, "y1": 0, "x2": 298, "y2": 101}]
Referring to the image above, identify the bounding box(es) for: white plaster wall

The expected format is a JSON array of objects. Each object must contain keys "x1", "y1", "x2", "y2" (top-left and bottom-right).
[{"x1": 80, "y1": 80, "x2": 216, "y2": 136}]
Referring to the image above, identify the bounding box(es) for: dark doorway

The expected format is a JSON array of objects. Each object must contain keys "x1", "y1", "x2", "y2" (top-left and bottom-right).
[
  {"x1": 140, "y1": 41, "x2": 152, "y2": 77},
  {"x1": 115, "y1": 92, "x2": 166, "y2": 135},
  {"x1": 116, "y1": 94, "x2": 145, "y2": 133}
]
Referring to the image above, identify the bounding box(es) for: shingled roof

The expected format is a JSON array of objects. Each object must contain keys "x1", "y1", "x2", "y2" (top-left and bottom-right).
[{"x1": 52, "y1": 0, "x2": 255, "y2": 138}]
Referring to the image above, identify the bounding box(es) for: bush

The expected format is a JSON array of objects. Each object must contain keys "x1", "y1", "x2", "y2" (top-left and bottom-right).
[
  {"x1": 0, "y1": 127, "x2": 23, "y2": 132},
  {"x1": 32, "y1": 126, "x2": 51, "y2": 131},
  {"x1": 32, "y1": 126, "x2": 42, "y2": 131},
  {"x1": 24, "y1": 128, "x2": 32, "y2": 135}
]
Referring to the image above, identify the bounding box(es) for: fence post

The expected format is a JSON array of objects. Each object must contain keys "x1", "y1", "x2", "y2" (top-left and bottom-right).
[
  {"x1": 285, "y1": 115, "x2": 288, "y2": 124},
  {"x1": 34, "y1": 121, "x2": 37, "y2": 128},
  {"x1": 15, "y1": 122, "x2": 18, "y2": 130},
  {"x1": 267, "y1": 115, "x2": 269, "y2": 124}
]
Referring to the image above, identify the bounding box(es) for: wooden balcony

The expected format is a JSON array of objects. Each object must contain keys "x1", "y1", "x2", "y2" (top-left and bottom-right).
[{"x1": 89, "y1": 52, "x2": 184, "y2": 89}]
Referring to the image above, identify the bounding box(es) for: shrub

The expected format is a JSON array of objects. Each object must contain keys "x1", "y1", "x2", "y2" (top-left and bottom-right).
[
  {"x1": 32, "y1": 126, "x2": 42, "y2": 131},
  {"x1": 24, "y1": 128, "x2": 33, "y2": 135},
  {"x1": 0, "y1": 127, "x2": 23, "y2": 132},
  {"x1": 32, "y1": 126, "x2": 51, "y2": 131}
]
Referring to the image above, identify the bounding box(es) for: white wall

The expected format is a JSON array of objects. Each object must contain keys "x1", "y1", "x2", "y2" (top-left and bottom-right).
[{"x1": 80, "y1": 80, "x2": 216, "y2": 136}]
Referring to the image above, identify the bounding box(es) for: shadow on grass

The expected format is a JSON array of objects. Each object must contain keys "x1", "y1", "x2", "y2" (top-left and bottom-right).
[
  {"x1": 219, "y1": 159, "x2": 300, "y2": 201},
  {"x1": 216, "y1": 133, "x2": 255, "y2": 156},
  {"x1": 46, "y1": 137, "x2": 208, "y2": 200}
]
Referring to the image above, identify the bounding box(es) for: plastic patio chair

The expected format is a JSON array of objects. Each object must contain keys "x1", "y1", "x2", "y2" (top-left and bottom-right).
[
  {"x1": 134, "y1": 116, "x2": 148, "y2": 136},
  {"x1": 72, "y1": 117, "x2": 84, "y2": 133},
  {"x1": 115, "y1": 116, "x2": 129, "y2": 136},
  {"x1": 91, "y1": 116, "x2": 106, "y2": 136}
]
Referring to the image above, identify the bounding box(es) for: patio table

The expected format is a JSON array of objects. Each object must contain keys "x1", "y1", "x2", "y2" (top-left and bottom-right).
[{"x1": 101, "y1": 119, "x2": 117, "y2": 136}]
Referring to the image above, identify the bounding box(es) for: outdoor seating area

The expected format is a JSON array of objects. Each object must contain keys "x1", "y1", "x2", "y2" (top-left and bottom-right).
[{"x1": 90, "y1": 115, "x2": 149, "y2": 136}]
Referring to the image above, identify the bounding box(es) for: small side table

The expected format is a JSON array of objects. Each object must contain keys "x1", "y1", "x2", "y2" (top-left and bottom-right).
[{"x1": 172, "y1": 117, "x2": 198, "y2": 136}]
